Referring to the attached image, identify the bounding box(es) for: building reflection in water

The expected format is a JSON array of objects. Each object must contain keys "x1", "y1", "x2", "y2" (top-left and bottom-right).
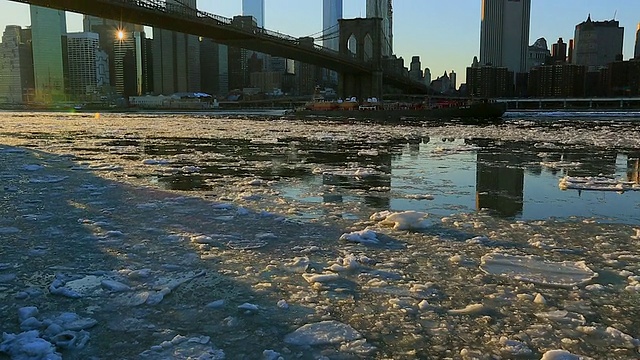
[
  {"x1": 628, "y1": 153, "x2": 640, "y2": 184},
  {"x1": 471, "y1": 140, "x2": 524, "y2": 217}
]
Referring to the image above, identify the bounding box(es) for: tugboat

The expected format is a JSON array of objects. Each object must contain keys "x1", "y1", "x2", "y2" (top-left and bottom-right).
[{"x1": 293, "y1": 88, "x2": 506, "y2": 122}]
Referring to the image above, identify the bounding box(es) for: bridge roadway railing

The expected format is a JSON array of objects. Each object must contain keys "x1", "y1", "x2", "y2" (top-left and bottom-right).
[{"x1": 108, "y1": 0, "x2": 354, "y2": 62}]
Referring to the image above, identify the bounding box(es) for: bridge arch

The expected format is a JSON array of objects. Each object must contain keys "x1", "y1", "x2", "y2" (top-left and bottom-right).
[{"x1": 338, "y1": 18, "x2": 384, "y2": 100}]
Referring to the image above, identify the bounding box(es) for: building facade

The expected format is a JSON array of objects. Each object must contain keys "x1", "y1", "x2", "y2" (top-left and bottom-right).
[
  {"x1": 153, "y1": 0, "x2": 200, "y2": 95},
  {"x1": 83, "y1": 15, "x2": 143, "y2": 95},
  {"x1": 66, "y1": 32, "x2": 100, "y2": 99},
  {"x1": 242, "y1": 0, "x2": 265, "y2": 28},
  {"x1": 0, "y1": 26, "x2": 34, "y2": 104},
  {"x1": 635, "y1": 23, "x2": 640, "y2": 59},
  {"x1": 480, "y1": 0, "x2": 531, "y2": 74},
  {"x1": 114, "y1": 31, "x2": 146, "y2": 96},
  {"x1": 323, "y1": 0, "x2": 342, "y2": 51},
  {"x1": 30, "y1": 5, "x2": 67, "y2": 103},
  {"x1": 366, "y1": 0, "x2": 393, "y2": 57},
  {"x1": 572, "y1": 15, "x2": 624, "y2": 71},
  {"x1": 527, "y1": 37, "x2": 551, "y2": 71},
  {"x1": 552, "y1": 37, "x2": 568, "y2": 63},
  {"x1": 528, "y1": 64, "x2": 586, "y2": 98},
  {"x1": 409, "y1": 56, "x2": 422, "y2": 82},
  {"x1": 467, "y1": 57, "x2": 514, "y2": 98}
]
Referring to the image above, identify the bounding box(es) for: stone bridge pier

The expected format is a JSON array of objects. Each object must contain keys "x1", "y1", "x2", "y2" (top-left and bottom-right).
[{"x1": 338, "y1": 18, "x2": 383, "y2": 101}]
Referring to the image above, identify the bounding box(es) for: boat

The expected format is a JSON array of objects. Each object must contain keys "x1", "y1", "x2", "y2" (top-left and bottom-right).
[{"x1": 291, "y1": 96, "x2": 507, "y2": 123}]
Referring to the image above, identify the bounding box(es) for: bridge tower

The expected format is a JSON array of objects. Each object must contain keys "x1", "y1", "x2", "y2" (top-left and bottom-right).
[{"x1": 338, "y1": 18, "x2": 384, "y2": 101}]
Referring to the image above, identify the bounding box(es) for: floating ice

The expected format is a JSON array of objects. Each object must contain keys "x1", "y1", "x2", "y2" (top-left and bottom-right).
[
  {"x1": 540, "y1": 349, "x2": 594, "y2": 360},
  {"x1": 404, "y1": 194, "x2": 435, "y2": 200},
  {"x1": 22, "y1": 164, "x2": 44, "y2": 171},
  {"x1": 139, "y1": 335, "x2": 224, "y2": 359},
  {"x1": 0, "y1": 227, "x2": 21, "y2": 234},
  {"x1": 29, "y1": 176, "x2": 68, "y2": 183},
  {"x1": 480, "y1": 252, "x2": 597, "y2": 287},
  {"x1": 536, "y1": 310, "x2": 586, "y2": 326},
  {"x1": 0, "y1": 331, "x2": 61, "y2": 360},
  {"x1": 302, "y1": 272, "x2": 340, "y2": 284},
  {"x1": 448, "y1": 303, "x2": 491, "y2": 315},
  {"x1": 339, "y1": 229, "x2": 379, "y2": 244},
  {"x1": 559, "y1": 176, "x2": 640, "y2": 192},
  {"x1": 498, "y1": 337, "x2": 532, "y2": 356},
  {"x1": 142, "y1": 159, "x2": 170, "y2": 165},
  {"x1": 371, "y1": 211, "x2": 431, "y2": 230},
  {"x1": 284, "y1": 320, "x2": 363, "y2": 346},
  {"x1": 237, "y1": 303, "x2": 259, "y2": 311}
]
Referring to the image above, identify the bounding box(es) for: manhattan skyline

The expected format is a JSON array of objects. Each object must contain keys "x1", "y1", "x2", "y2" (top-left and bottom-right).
[{"x1": 0, "y1": 0, "x2": 639, "y2": 84}]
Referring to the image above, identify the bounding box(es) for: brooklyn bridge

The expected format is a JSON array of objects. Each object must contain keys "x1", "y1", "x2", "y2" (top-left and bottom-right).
[{"x1": 11, "y1": 0, "x2": 430, "y2": 100}]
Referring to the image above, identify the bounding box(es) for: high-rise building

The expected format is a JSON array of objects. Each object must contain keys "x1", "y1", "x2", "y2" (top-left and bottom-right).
[
  {"x1": 322, "y1": 0, "x2": 342, "y2": 86},
  {"x1": 572, "y1": 15, "x2": 623, "y2": 70},
  {"x1": 480, "y1": 0, "x2": 531, "y2": 74},
  {"x1": 527, "y1": 37, "x2": 551, "y2": 71},
  {"x1": 450, "y1": 70, "x2": 457, "y2": 91},
  {"x1": 30, "y1": 5, "x2": 67, "y2": 103},
  {"x1": 0, "y1": 25, "x2": 34, "y2": 104},
  {"x1": 96, "y1": 49, "x2": 109, "y2": 90},
  {"x1": 366, "y1": 0, "x2": 393, "y2": 57},
  {"x1": 423, "y1": 68, "x2": 431, "y2": 87},
  {"x1": 552, "y1": 37, "x2": 567, "y2": 63},
  {"x1": 467, "y1": 56, "x2": 514, "y2": 98},
  {"x1": 323, "y1": 0, "x2": 342, "y2": 51},
  {"x1": 242, "y1": 0, "x2": 265, "y2": 28},
  {"x1": 409, "y1": 56, "x2": 423, "y2": 81},
  {"x1": 634, "y1": 23, "x2": 640, "y2": 59},
  {"x1": 83, "y1": 15, "x2": 143, "y2": 91},
  {"x1": 114, "y1": 31, "x2": 145, "y2": 96},
  {"x1": 66, "y1": 32, "x2": 100, "y2": 99},
  {"x1": 153, "y1": 0, "x2": 200, "y2": 94}
]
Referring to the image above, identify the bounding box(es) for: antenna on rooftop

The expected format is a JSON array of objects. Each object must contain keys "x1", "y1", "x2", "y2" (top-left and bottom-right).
[{"x1": 613, "y1": 10, "x2": 617, "y2": 20}]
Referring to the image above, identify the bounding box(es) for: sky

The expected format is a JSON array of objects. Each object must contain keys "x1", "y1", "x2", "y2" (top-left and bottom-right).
[{"x1": 0, "y1": 0, "x2": 639, "y2": 85}]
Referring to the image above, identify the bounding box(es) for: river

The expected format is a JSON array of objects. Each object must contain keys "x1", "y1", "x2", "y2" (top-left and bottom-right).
[{"x1": 0, "y1": 111, "x2": 639, "y2": 359}]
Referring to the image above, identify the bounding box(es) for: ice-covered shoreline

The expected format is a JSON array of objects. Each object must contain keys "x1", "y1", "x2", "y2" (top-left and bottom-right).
[{"x1": 1, "y1": 112, "x2": 639, "y2": 359}]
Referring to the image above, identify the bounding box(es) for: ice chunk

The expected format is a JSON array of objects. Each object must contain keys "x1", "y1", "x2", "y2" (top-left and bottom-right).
[
  {"x1": 480, "y1": 252, "x2": 597, "y2": 287},
  {"x1": 339, "y1": 229, "x2": 379, "y2": 244},
  {"x1": 284, "y1": 320, "x2": 362, "y2": 346},
  {"x1": 540, "y1": 349, "x2": 593, "y2": 360},
  {"x1": 0, "y1": 331, "x2": 61, "y2": 360},
  {"x1": 372, "y1": 211, "x2": 431, "y2": 230}
]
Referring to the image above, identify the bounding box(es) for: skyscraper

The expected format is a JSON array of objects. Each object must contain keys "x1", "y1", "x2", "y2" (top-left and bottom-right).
[
  {"x1": 242, "y1": 0, "x2": 265, "y2": 28},
  {"x1": 552, "y1": 37, "x2": 567, "y2": 63},
  {"x1": 0, "y1": 25, "x2": 34, "y2": 104},
  {"x1": 153, "y1": 0, "x2": 200, "y2": 94},
  {"x1": 366, "y1": 0, "x2": 393, "y2": 57},
  {"x1": 83, "y1": 15, "x2": 144, "y2": 92},
  {"x1": 634, "y1": 23, "x2": 640, "y2": 59},
  {"x1": 572, "y1": 15, "x2": 623, "y2": 70},
  {"x1": 114, "y1": 31, "x2": 145, "y2": 96},
  {"x1": 323, "y1": 0, "x2": 342, "y2": 51},
  {"x1": 66, "y1": 32, "x2": 99, "y2": 99},
  {"x1": 30, "y1": 5, "x2": 67, "y2": 103},
  {"x1": 480, "y1": 0, "x2": 531, "y2": 74},
  {"x1": 409, "y1": 56, "x2": 423, "y2": 81}
]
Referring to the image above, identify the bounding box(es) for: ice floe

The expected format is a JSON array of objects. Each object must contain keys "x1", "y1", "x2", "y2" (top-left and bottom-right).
[
  {"x1": 370, "y1": 211, "x2": 432, "y2": 230},
  {"x1": 559, "y1": 176, "x2": 640, "y2": 191},
  {"x1": 284, "y1": 321, "x2": 363, "y2": 346},
  {"x1": 480, "y1": 252, "x2": 597, "y2": 287}
]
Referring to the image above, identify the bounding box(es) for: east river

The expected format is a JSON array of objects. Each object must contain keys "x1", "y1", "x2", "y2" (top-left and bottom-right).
[{"x1": 0, "y1": 111, "x2": 639, "y2": 359}]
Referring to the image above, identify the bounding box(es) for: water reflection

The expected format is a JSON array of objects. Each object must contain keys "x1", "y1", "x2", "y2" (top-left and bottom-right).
[{"x1": 117, "y1": 135, "x2": 640, "y2": 224}]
